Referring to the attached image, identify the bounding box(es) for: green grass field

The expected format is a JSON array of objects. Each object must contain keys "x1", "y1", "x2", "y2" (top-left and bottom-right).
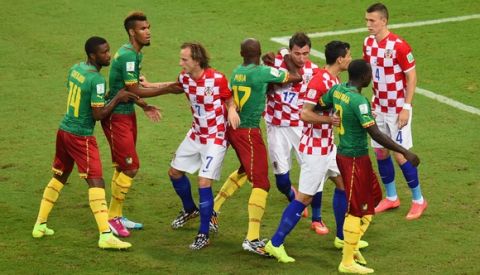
[{"x1": 1, "y1": 0, "x2": 479, "y2": 274}]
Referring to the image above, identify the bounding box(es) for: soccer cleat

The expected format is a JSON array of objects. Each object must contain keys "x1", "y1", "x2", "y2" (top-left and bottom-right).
[
  {"x1": 334, "y1": 237, "x2": 369, "y2": 250},
  {"x1": 209, "y1": 210, "x2": 219, "y2": 233},
  {"x1": 311, "y1": 221, "x2": 329, "y2": 235},
  {"x1": 98, "y1": 232, "x2": 132, "y2": 250},
  {"x1": 189, "y1": 233, "x2": 209, "y2": 250},
  {"x1": 406, "y1": 199, "x2": 428, "y2": 220},
  {"x1": 374, "y1": 198, "x2": 400, "y2": 213},
  {"x1": 171, "y1": 209, "x2": 200, "y2": 229},
  {"x1": 338, "y1": 262, "x2": 374, "y2": 274},
  {"x1": 108, "y1": 217, "x2": 130, "y2": 237},
  {"x1": 354, "y1": 250, "x2": 367, "y2": 265},
  {"x1": 242, "y1": 238, "x2": 269, "y2": 256},
  {"x1": 264, "y1": 240, "x2": 295, "y2": 263},
  {"x1": 120, "y1": 216, "x2": 143, "y2": 230},
  {"x1": 32, "y1": 223, "x2": 55, "y2": 238}
]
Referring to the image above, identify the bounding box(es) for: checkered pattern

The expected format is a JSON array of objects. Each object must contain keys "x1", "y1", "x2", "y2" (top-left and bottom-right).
[
  {"x1": 264, "y1": 54, "x2": 319, "y2": 127},
  {"x1": 363, "y1": 33, "x2": 416, "y2": 114},
  {"x1": 299, "y1": 69, "x2": 339, "y2": 155},
  {"x1": 178, "y1": 68, "x2": 232, "y2": 146}
]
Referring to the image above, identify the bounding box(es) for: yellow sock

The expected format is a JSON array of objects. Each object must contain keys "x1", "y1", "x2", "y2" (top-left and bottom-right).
[
  {"x1": 36, "y1": 178, "x2": 64, "y2": 224},
  {"x1": 214, "y1": 170, "x2": 247, "y2": 212},
  {"x1": 358, "y1": 215, "x2": 372, "y2": 249},
  {"x1": 89, "y1": 187, "x2": 110, "y2": 233},
  {"x1": 246, "y1": 188, "x2": 268, "y2": 241},
  {"x1": 108, "y1": 172, "x2": 132, "y2": 219},
  {"x1": 342, "y1": 214, "x2": 361, "y2": 266}
]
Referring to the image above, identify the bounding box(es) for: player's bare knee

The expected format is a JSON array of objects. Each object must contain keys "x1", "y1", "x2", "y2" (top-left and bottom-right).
[
  {"x1": 123, "y1": 169, "x2": 138, "y2": 178},
  {"x1": 168, "y1": 167, "x2": 184, "y2": 179},
  {"x1": 296, "y1": 192, "x2": 312, "y2": 205},
  {"x1": 374, "y1": 148, "x2": 390, "y2": 160},
  {"x1": 198, "y1": 177, "x2": 212, "y2": 188},
  {"x1": 393, "y1": 152, "x2": 407, "y2": 165}
]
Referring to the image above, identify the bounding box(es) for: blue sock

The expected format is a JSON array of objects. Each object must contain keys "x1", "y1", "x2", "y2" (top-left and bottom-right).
[
  {"x1": 377, "y1": 156, "x2": 397, "y2": 198},
  {"x1": 332, "y1": 188, "x2": 347, "y2": 240},
  {"x1": 400, "y1": 161, "x2": 422, "y2": 201},
  {"x1": 170, "y1": 175, "x2": 197, "y2": 213},
  {"x1": 275, "y1": 172, "x2": 295, "y2": 201},
  {"x1": 271, "y1": 200, "x2": 305, "y2": 247},
  {"x1": 311, "y1": 192, "x2": 322, "y2": 222},
  {"x1": 198, "y1": 187, "x2": 213, "y2": 235}
]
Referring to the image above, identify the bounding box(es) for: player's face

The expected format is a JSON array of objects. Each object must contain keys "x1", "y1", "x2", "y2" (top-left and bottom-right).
[
  {"x1": 179, "y1": 47, "x2": 200, "y2": 74},
  {"x1": 95, "y1": 43, "x2": 111, "y2": 67},
  {"x1": 339, "y1": 49, "x2": 352, "y2": 71},
  {"x1": 133, "y1": 20, "x2": 151, "y2": 46},
  {"x1": 290, "y1": 44, "x2": 310, "y2": 68},
  {"x1": 365, "y1": 11, "x2": 387, "y2": 36}
]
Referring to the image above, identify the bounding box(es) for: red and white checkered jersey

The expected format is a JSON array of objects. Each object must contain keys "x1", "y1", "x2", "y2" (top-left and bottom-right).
[
  {"x1": 264, "y1": 54, "x2": 319, "y2": 127},
  {"x1": 363, "y1": 32, "x2": 416, "y2": 114},
  {"x1": 178, "y1": 68, "x2": 232, "y2": 146},
  {"x1": 299, "y1": 68, "x2": 339, "y2": 155}
]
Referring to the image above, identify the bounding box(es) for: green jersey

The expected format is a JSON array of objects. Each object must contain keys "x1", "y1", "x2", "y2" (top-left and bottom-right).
[
  {"x1": 321, "y1": 83, "x2": 375, "y2": 157},
  {"x1": 107, "y1": 43, "x2": 143, "y2": 114},
  {"x1": 230, "y1": 64, "x2": 287, "y2": 128},
  {"x1": 59, "y1": 62, "x2": 106, "y2": 136}
]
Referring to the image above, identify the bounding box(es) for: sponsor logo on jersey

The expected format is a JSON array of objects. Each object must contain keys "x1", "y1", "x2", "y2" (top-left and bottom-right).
[
  {"x1": 384, "y1": 49, "x2": 393, "y2": 59},
  {"x1": 407, "y1": 52, "x2": 415, "y2": 63},
  {"x1": 126, "y1": 61, "x2": 135, "y2": 72},
  {"x1": 359, "y1": 103, "x2": 369, "y2": 114},
  {"x1": 362, "y1": 203, "x2": 368, "y2": 211},
  {"x1": 96, "y1": 83, "x2": 105, "y2": 95}
]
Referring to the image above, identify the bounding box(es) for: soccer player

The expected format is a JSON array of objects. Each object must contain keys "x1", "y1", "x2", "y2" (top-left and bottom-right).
[
  {"x1": 264, "y1": 40, "x2": 352, "y2": 263},
  {"x1": 168, "y1": 42, "x2": 239, "y2": 250},
  {"x1": 263, "y1": 33, "x2": 320, "y2": 222},
  {"x1": 322, "y1": 59, "x2": 419, "y2": 273},
  {"x1": 102, "y1": 11, "x2": 183, "y2": 237},
  {"x1": 32, "y1": 36, "x2": 138, "y2": 250},
  {"x1": 212, "y1": 38, "x2": 301, "y2": 256},
  {"x1": 299, "y1": 41, "x2": 368, "y2": 249},
  {"x1": 364, "y1": 3, "x2": 427, "y2": 219}
]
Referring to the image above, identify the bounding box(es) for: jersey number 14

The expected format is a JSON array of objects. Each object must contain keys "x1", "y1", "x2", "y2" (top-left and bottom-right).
[{"x1": 66, "y1": 81, "x2": 81, "y2": 117}]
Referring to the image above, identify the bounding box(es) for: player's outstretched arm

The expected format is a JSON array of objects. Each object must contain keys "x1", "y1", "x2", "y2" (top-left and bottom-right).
[
  {"x1": 135, "y1": 98, "x2": 162, "y2": 122},
  {"x1": 300, "y1": 103, "x2": 335, "y2": 125},
  {"x1": 92, "y1": 89, "x2": 139, "y2": 121},
  {"x1": 366, "y1": 124, "x2": 420, "y2": 166},
  {"x1": 126, "y1": 82, "x2": 183, "y2": 98}
]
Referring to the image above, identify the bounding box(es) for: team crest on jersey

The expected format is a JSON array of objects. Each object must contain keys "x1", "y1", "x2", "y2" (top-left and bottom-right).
[
  {"x1": 407, "y1": 52, "x2": 415, "y2": 63},
  {"x1": 384, "y1": 49, "x2": 393, "y2": 59},
  {"x1": 205, "y1": 86, "x2": 213, "y2": 96},
  {"x1": 96, "y1": 83, "x2": 105, "y2": 95},
  {"x1": 126, "y1": 61, "x2": 135, "y2": 72},
  {"x1": 125, "y1": 157, "x2": 133, "y2": 165},
  {"x1": 359, "y1": 104, "x2": 369, "y2": 114},
  {"x1": 304, "y1": 74, "x2": 312, "y2": 84},
  {"x1": 270, "y1": 67, "x2": 280, "y2": 77}
]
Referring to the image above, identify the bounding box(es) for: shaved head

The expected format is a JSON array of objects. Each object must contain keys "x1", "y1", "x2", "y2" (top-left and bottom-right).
[{"x1": 241, "y1": 38, "x2": 261, "y2": 59}]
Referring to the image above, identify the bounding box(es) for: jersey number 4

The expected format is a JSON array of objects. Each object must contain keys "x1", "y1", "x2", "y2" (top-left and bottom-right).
[
  {"x1": 67, "y1": 81, "x2": 81, "y2": 117},
  {"x1": 232, "y1": 85, "x2": 251, "y2": 111}
]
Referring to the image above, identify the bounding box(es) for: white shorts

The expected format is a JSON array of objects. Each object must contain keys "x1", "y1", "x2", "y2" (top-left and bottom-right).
[
  {"x1": 170, "y1": 136, "x2": 227, "y2": 180},
  {"x1": 266, "y1": 124, "x2": 303, "y2": 175},
  {"x1": 371, "y1": 109, "x2": 413, "y2": 149},
  {"x1": 298, "y1": 146, "x2": 340, "y2": 196}
]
